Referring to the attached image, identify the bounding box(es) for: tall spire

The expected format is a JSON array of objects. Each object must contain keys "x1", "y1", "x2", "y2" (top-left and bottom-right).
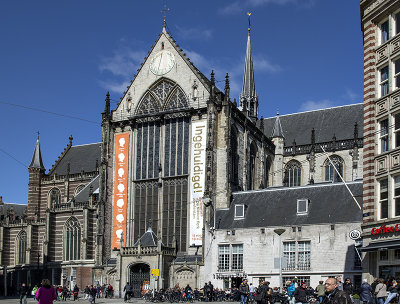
[
  {"x1": 239, "y1": 12, "x2": 258, "y2": 122},
  {"x1": 29, "y1": 135, "x2": 45, "y2": 170}
]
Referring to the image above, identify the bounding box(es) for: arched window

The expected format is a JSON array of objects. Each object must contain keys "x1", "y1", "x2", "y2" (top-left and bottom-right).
[
  {"x1": 49, "y1": 188, "x2": 61, "y2": 208},
  {"x1": 74, "y1": 184, "x2": 85, "y2": 195},
  {"x1": 230, "y1": 126, "x2": 239, "y2": 188},
  {"x1": 264, "y1": 156, "x2": 272, "y2": 188},
  {"x1": 164, "y1": 87, "x2": 189, "y2": 110},
  {"x1": 284, "y1": 160, "x2": 302, "y2": 187},
  {"x1": 324, "y1": 155, "x2": 344, "y2": 182},
  {"x1": 16, "y1": 230, "x2": 27, "y2": 264},
  {"x1": 65, "y1": 217, "x2": 81, "y2": 261},
  {"x1": 248, "y1": 142, "x2": 257, "y2": 190}
]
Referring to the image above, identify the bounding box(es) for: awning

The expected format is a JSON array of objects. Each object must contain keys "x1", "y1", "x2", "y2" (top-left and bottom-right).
[{"x1": 360, "y1": 240, "x2": 400, "y2": 252}]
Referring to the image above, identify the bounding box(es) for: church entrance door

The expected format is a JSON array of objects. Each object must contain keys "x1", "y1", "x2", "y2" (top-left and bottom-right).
[{"x1": 129, "y1": 263, "x2": 150, "y2": 298}]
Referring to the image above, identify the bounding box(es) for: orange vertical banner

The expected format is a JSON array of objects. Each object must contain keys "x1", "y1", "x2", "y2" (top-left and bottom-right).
[{"x1": 112, "y1": 133, "x2": 129, "y2": 249}]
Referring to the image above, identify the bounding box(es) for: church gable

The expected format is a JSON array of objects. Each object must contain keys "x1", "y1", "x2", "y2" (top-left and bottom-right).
[{"x1": 113, "y1": 27, "x2": 210, "y2": 120}]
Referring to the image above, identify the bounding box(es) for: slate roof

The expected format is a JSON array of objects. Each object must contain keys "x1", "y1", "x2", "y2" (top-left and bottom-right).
[
  {"x1": 259, "y1": 103, "x2": 363, "y2": 146},
  {"x1": 0, "y1": 203, "x2": 27, "y2": 217},
  {"x1": 29, "y1": 139, "x2": 44, "y2": 170},
  {"x1": 134, "y1": 227, "x2": 159, "y2": 247},
  {"x1": 69, "y1": 175, "x2": 99, "y2": 203},
  {"x1": 215, "y1": 180, "x2": 362, "y2": 230},
  {"x1": 50, "y1": 143, "x2": 101, "y2": 176}
]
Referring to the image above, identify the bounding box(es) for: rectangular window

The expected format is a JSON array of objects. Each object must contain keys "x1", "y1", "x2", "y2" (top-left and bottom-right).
[
  {"x1": 395, "y1": 176, "x2": 400, "y2": 217},
  {"x1": 218, "y1": 245, "x2": 230, "y2": 271},
  {"x1": 283, "y1": 241, "x2": 296, "y2": 270},
  {"x1": 234, "y1": 204, "x2": 245, "y2": 219},
  {"x1": 380, "y1": 119, "x2": 389, "y2": 153},
  {"x1": 395, "y1": 60, "x2": 400, "y2": 90},
  {"x1": 396, "y1": 13, "x2": 400, "y2": 35},
  {"x1": 282, "y1": 276, "x2": 310, "y2": 288},
  {"x1": 380, "y1": 250, "x2": 388, "y2": 261},
  {"x1": 297, "y1": 199, "x2": 308, "y2": 214},
  {"x1": 297, "y1": 241, "x2": 311, "y2": 270},
  {"x1": 395, "y1": 113, "x2": 400, "y2": 148},
  {"x1": 395, "y1": 249, "x2": 400, "y2": 259},
  {"x1": 381, "y1": 20, "x2": 389, "y2": 44},
  {"x1": 380, "y1": 179, "x2": 389, "y2": 219},
  {"x1": 232, "y1": 244, "x2": 243, "y2": 270},
  {"x1": 381, "y1": 66, "x2": 389, "y2": 97}
]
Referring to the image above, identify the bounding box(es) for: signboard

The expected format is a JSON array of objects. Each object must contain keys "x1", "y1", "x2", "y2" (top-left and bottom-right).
[
  {"x1": 112, "y1": 133, "x2": 130, "y2": 249},
  {"x1": 349, "y1": 229, "x2": 361, "y2": 240},
  {"x1": 151, "y1": 269, "x2": 160, "y2": 277},
  {"x1": 189, "y1": 119, "x2": 207, "y2": 246},
  {"x1": 372, "y1": 224, "x2": 400, "y2": 235}
]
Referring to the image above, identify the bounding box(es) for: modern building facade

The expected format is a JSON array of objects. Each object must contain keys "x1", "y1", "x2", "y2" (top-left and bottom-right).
[{"x1": 360, "y1": 0, "x2": 400, "y2": 281}]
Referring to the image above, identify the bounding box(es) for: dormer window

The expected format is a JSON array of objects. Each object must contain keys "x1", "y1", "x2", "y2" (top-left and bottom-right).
[
  {"x1": 234, "y1": 204, "x2": 245, "y2": 219},
  {"x1": 297, "y1": 199, "x2": 309, "y2": 215}
]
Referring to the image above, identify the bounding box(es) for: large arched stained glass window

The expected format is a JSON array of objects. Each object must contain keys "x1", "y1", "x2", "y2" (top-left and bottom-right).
[
  {"x1": 284, "y1": 160, "x2": 302, "y2": 187},
  {"x1": 324, "y1": 155, "x2": 344, "y2": 183},
  {"x1": 16, "y1": 230, "x2": 27, "y2": 264},
  {"x1": 49, "y1": 188, "x2": 61, "y2": 208},
  {"x1": 65, "y1": 217, "x2": 81, "y2": 261}
]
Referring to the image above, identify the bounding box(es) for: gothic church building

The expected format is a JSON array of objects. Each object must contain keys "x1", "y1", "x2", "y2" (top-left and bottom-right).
[{"x1": 0, "y1": 23, "x2": 363, "y2": 295}]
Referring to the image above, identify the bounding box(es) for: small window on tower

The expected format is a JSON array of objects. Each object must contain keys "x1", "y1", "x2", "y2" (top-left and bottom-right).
[{"x1": 161, "y1": 42, "x2": 164, "y2": 50}]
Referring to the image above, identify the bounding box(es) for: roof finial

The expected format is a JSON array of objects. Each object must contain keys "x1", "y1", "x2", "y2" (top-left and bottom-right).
[
  {"x1": 69, "y1": 135, "x2": 73, "y2": 146},
  {"x1": 161, "y1": 2, "x2": 170, "y2": 28},
  {"x1": 37, "y1": 131, "x2": 40, "y2": 140},
  {"x1": 276, "y1": 109, "x2": 279, "y2": 116},
  {"x1": 247, "y1": 12, "x2": 251, "y2": 35}
]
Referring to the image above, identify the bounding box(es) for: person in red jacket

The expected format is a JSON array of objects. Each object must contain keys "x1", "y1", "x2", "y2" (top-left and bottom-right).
[{"x1": 35, "y1": 279, "x2": 57, "y2": 304}]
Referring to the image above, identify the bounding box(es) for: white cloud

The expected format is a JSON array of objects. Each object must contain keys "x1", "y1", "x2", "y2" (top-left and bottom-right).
[
  {"x1": 219, "y1": 0, "x2": 315, "y2": 15},
  {"x1": 343, "y1": 88, "x2": 359, "y2": 102},
  {"x1": 99, "y1": 47, "x2": 146, "y2": 77},
  {"x1": 299, "y1": 99, "x2": 335, "y2": 112},
  {"x1": 254, "y1": 56, "x2": 282, "y2": 73},
  {"x1": 175, "y1": 25, "x2": 213, "y2": 40},
  {"x1": 98, "y1": 80, "x2": 130, "y2": 94}
]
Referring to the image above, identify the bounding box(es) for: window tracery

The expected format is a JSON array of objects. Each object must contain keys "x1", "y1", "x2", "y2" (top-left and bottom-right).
[
  {"x1": 49, "y1": 188, "x2": 61, "y2": 208},
  {"x1": 284, "y1": 160, "x2": 302, "y2": 187},
  {"x1": 136, "y1": 93, "x2": 160, "y2": 115},
  {"x1": 16, "y1": 230, "x2": 27, "y2": 264},
  {"x1": 324, "y1": 155, "x2": 344, "y2": 182},
  {"x1": 65, "y1": 217, "x2": 81, "y2": 261}
]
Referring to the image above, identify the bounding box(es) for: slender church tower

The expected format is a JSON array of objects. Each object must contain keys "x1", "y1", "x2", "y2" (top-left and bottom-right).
[{"x1": 239, "y1": 12, "x2": 258, "y2": 122}]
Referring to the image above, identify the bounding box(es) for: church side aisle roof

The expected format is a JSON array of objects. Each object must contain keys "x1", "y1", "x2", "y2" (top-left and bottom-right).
[
  {"x1": 259, "y1": 103, "x2": 363, "y2": 145},
  {"x1": 50, "y1": 143, "x2": 101, "y2": 176},
  {"x1": 69, "y1": 175, "x2": 99, "y2": 203},
  {"x1": 0, "y1": 203, "x2": 27, "y2": 217},
  {"x1": 216, "y1": 180, "x2": 362, "y2": 230}
]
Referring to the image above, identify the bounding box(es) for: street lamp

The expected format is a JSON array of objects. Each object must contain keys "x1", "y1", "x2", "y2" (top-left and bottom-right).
[{"x1": 274, "y1": 228, "x2": 286, "y2": 292}]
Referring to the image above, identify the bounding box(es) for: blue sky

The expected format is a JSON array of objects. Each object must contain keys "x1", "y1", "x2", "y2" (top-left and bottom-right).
[{"x1": 0, "y1": 0, "x2": 363, "y2": 204}]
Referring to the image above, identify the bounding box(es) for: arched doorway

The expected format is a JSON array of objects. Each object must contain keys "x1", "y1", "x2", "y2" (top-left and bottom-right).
[{"x1": 129, "y1": 263, "x2": 150, "y2": 297}]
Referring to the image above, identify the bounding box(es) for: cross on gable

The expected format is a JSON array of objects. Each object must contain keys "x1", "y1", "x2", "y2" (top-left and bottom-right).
[{"x1": 161, "y1": 3, "x2": 170, "y2": 27}]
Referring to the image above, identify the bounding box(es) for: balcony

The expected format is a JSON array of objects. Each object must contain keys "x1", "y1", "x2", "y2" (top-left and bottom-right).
[{"x1": 283, "y1": 262, "x2": 310, "y2": 271}]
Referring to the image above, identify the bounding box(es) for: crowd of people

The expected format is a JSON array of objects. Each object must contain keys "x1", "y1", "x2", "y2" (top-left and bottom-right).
[{"x1": 17, "y1": 280, "x2": 114, "y2": 304}]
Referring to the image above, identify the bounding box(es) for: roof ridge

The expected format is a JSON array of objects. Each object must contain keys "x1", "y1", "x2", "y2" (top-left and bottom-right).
[
  {"x1": 263, "y1": 103, "x2": 363, "y2": 120},
  {"x1": 48, "y1": 140, "x2": 73, "y2": 175},
  {"x1": 233, "y1": 180, "x2": 363, "y2": 195},
  {"x1": 70, "y1": 142, "x2": 101, "y2": 148}
]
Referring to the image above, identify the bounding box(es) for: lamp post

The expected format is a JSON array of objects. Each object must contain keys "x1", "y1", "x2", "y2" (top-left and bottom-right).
[{"x1": 274, "y1": 228, "x2": 286, "y2": 292}]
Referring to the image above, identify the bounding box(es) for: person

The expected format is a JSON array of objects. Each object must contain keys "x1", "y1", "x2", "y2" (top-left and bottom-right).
[
  {"x1": 124, "y1": 282, "x2": 133, "y2": 302},
  {"x1": 287, "y1": 281, "x2": 296, "y2": 304},
  {"x1": 239, "y1": 279, "x2": 250, "y2": 304},
  {"x1": 383, "y1": 280, "x2": 398, "y2": 304},
  {"x1": 62, "y1": 286, "x2": 68, "y2": 301},
  {"x1": 249, "y1": 283, "x2": 256, "y2": 302},
  {"x1": 208, "y1": 281, "x2": 214, "y2": 302},
  {"x1": 359, "y1": 279, "x2": 372, "y2": 304},
  {"x1": 343, "y1": 278, "x2": 354, "y2": 302},
  {"x1": 32, "y1": 285, "x2": 39, "y2": 297},
  {"x1": 337, "y1": 278, "x2": 344, "y2": 291},
  {"x1": 84, "y1": 286, "x2": 90, "y2": 300},
  {"x1": 316, "y1": 281, "x2": 325, "y2": 304},
  {"x1": 370, "y1": 278, "x2": 379, "y2": 304},
  {"x1": 255, "y1": 281, "x2": 269, "y2": 304},
  {"x1": 374, "y1": 278, "x2": 387, "y2": 304},
  {"x1": 294, "y1": 282, "x2": 309, "y2": 304},
  {"x1": 321, "y1": 278, "x2": 352, "y2": 304},
  {"x1": 73, "y1": 284, "x2": 79, "y2": 301},
  {"x1": 90, "y1": 285, "x2": 97, "y2": 304},
  {"x1": 18, "y1": 283, "x2": 29, "y2": 304},
  {"x1": 35, "y1": 279, "x2": 57, "y2": 304},
  {"x1": 185, "y1": 284, "x2": 193, "y2": 300}
]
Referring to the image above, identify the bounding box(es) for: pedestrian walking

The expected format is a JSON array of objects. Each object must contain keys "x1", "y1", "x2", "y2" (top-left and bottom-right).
[
  {"x1": 359, "y1": 279, "x2": 372, "y2": 304},
  {"x1": 315, "y1": 281, "x2": 325, "y2": 304},
  {"x1": 337, "y1": 277, "x2": 344, "y2": 291},
  {"x1": 383, "y1": 280, "x2": 398, "y2": 304},
  {"x1": 321, "y1": 278, "x2": 352, "y2": 304},
  {"x1": 375, "y1": 278, "x2": 387, "y2": 304},
  {"x1": 73, "y1": 284, "x2": 79, "y2": 301},
  {"x1": 343, "y1": 278, "x2": 355, "y2": 302},
  {"x1": 239, "y1": 279, "x2": 250, "y2": 304},
  {"x1": 35, "y1": 279, "x2": 57, "y2": 304},
  {"x1": 18, "y1": 283, "x2": 29, "y2": 304}
]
